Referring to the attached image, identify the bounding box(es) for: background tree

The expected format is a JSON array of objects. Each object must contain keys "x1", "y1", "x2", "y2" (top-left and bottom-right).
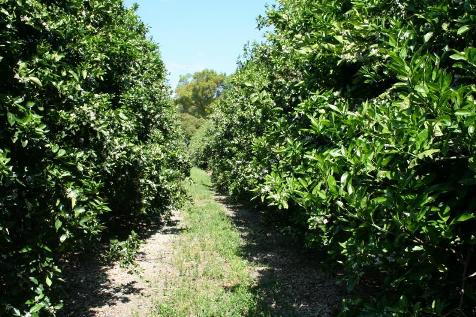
[{"x1": 175, "y1": 69, "x2": 225, "y2": 138}]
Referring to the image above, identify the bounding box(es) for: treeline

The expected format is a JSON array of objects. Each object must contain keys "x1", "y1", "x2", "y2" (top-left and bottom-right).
[
  {"x1": 196, "y1": 0, "x2": 476, "y2": 314},
  {"x1": 0, "y1": 0, "x2": 188, "y2": 315}
]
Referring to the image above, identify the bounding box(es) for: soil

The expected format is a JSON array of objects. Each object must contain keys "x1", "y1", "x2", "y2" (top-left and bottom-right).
[
  {"x1": 218, "y1": 196, "x2": 344, "y2": 317},
  {"x1": 58, "y1": 212, "x2": 182, "y2": 317},
  {"x1": 57, "y1": 192, "x2": 342, "y2": 316}
]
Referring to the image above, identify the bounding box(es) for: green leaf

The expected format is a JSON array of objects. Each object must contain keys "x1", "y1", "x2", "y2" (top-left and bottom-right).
[
  {"x1": 118, "y1": 112, "x2": 128, "y2": 120},
  {"x1": 20, "y1": 246, "x2": 32, "y2": 253},
  {"x1": 415, "y1": 128, "x2": 429, "y2": 149},
  {"x1": 373, "y1": 196, "x2": 387, "y2": 204},
  {"x1": 281, "y1": 200, "x2": 289, "y2": 209},
  {"x1": 468, "y1": 126, "x2": 475, "y2": 135},
  {"x1": 327, "y1": 175, "x2": 337, "y2": 193},
  {"x1": 69, "y1": 70, "x2": 79, "y2": 81},
  {"x1": 55, "y1": 219, "x2": 62, "y2": 231},
  {"x1": 417, "y1": 149, "x2": 440, "y2": 160},
  {"x1": 414, "y1": 83, "x2": 428, "y2": 96},
  {"x1": 424, "y1": 32, "x2": 433, "y2": 43},
  {"x1": 70, "y1": 196, "x2": 77, "y2": 209},
  {"x1": 450, "y1": 52, "x2": 466, "y2": 61},
  {"x1": 74, "y1": 206, "x2": 86, "y2": 217},
  {"x1": 457, "y1": 25, "x2": 470, "y2": 35},
  {"x1": 334, "y1": 35, "x2": 344, "y2": 43},
  {"x1": 347, "y1": 182, "x2": 354, "y2": 195},
  {"x1": 7, "y1": 112, "x2": 16, "y2": 126},
  {"x1": 45, "y1": 276, "x2": 52, "y2": 287},
  {"x1": 455, "y1": 110, "x2": 475, "y2": 117},
  {"x1": 29, "y1": 276, "x2": 39, "y2": 285},
  {"x1": 28, "y1": 76, "x2": 42, "y2": 86},
  {"x1": 340, "y1": 172, "x2": 349, "y2": 186},
  {"x1": 454, "y1": 213, "x2": 475, "y2": 223},
  {"x1": 309, "y1": 116, "x2": 320, "y2": 131},
  {"x1": 30, "y1": 303, "x2": 44, "y2": 313}
]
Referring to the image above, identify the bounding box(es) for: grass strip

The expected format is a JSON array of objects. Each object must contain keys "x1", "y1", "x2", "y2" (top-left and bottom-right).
[{"x1": 152, "y1": 168, "x2": 260, "y2": 317}]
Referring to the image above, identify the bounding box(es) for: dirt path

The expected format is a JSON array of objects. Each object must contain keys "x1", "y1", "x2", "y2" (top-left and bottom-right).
[
  {"x1": 58, "y1": 168, "x2": 342, "y2": 316},
  {"x1": 218, "y1": 196, "x2": 343, "y2": 317},
  {"x1": 58, "y1": 212, "x2": 182, "y2": 317}
]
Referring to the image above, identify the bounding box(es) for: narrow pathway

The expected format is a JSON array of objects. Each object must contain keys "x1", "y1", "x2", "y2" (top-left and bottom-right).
[
  {"x1": 59, "y1": 168, "x2": 342, "y2": 316},
  {"x1": 153, "y1": 168, "x2": 343, "y2": 316},
  {"x1": 58, "y1": 212, "x2": 182, "y2": 317},
  {"x1": 220, "y1": 197, "x2": 343, "y2": 316}
]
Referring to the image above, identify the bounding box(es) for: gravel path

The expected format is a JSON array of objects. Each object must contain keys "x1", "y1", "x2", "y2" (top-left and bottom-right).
[
  {"x1": 58, "y1": 191, "x2": 342, "y2": 316},
  {"x1": 218, "y1": 196, "x2": 344, "y2": 317},
  {"x1": 58, "y1": 212, "x2": 182, "y2": 317}
]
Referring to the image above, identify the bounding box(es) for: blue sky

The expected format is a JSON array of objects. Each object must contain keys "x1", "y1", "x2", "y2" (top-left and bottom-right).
[{"x1": 123, "y1": 0, "x2": 274, "y2": 89}]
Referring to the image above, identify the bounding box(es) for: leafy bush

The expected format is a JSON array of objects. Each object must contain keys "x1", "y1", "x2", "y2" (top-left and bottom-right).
[
  {"x1": 0, "y1": 0, "x2": 188, "y2": 315},
  {"x1": 202, "y1": 0, "x2": 476, "y2": 314},
  {"x1": 180, "y1": 112, "x2": 206, "y2": 140},
  {"x1": 203, "y1": 60, "x2": 274, "y2": 199},
  {"x1": 107, "y1": 231, "x2": 141, "y2": 270},
  {"x1": 188, "y1": 121, "x2": 211, "y2": 168}
]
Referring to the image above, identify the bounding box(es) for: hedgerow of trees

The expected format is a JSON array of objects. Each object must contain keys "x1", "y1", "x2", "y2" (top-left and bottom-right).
[
  {"x1": 198, "y1": 0, "x2": 476, "y2": 314},
  {"x1": 0, "y1": 0, "x2": 188, "y2": 315}
]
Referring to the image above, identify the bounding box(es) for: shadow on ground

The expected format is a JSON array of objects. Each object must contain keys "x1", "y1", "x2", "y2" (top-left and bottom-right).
[
  {"x1": 217, "y1": 196, "x2": 344, "y2": 317},
  {"x1": 57, "y1": 217, "x2": 182, "y2": 317}
]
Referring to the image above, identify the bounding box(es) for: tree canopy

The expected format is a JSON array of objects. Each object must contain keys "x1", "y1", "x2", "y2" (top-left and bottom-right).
[
  {"x1": 175, "y1": 69, "x2": 226, "y2": 118},
  {"x1": 195, "y1": 0, "x2": 476, "y2": 314},
  {"x1": 175, "y1": 69, "x2": 225, "y2": 139},
  {"x1": 0, "y1": 1, "x2": 188, "y2": 315}
]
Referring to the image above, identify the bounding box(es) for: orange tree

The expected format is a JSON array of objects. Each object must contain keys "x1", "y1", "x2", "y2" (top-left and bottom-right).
[
  {"x1": 0, "y1": 0, "x2": 188, "y2": 315},
  {"x1": 201, "y1": 0, "x2": 476, "y2": 314}
]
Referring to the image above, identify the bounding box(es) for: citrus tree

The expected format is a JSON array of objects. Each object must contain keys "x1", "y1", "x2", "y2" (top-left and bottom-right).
[
  {"x1": 201, "y1": 0, "x2": 476, "y2": 314},
  {"x1": 0, "y1": 0, "x2": 188, "y2": 315}
]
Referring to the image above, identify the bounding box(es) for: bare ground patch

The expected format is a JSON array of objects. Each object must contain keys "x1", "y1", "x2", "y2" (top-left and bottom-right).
[
  {"x1": 57, "y1": 212, "x2": 182, "y2": 317},
  {"x1": 217, "y1": 196, "x2": 344, "y2": 317}
]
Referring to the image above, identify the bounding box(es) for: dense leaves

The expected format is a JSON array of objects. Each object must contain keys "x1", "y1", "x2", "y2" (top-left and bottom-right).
[
  {"x1": 175, "y1": 69, "x2": 226, "y2": 118},
  {"x1": 0, "y1": 0, "x2": 188, "y2": 315},
  {"x1": 201, "y1": 0, "x2": 476, "y2": 314},
  {"x1": 175, "y1": 69, "x2": 225, "y2": 139}
]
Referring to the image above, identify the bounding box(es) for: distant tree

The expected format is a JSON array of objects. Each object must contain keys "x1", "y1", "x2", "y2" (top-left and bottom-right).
[
  {"x1": 175, "y1": 69, "x2": 226, "y2": 139},
  {"x1": 180, "y1": 113, "x2": 206, "y2": 140},
  {"x1": 175, "y1": 69, "x2": 226, "y2": 118}
]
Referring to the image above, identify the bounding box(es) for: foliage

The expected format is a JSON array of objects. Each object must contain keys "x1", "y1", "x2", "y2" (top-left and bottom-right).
[
  {"x1": 201, "y1": 0, "x2": 476, "y2": 314},
  {"x1": 179, "y1": 112, "x2": 206, "y2": 140},
  {"x1": 0, "y1": 0, "x2": 188, "y2": 315},
  {"x1": 188, "y1": 121, "x2": 212, "y2": 168},
  {"x1": 175, "y1": 69, "x2": 226, "y2": 118},
  {"x1": 200, "y1": 60, "x2": 273, "y2": 199},
  {"x1": 175, "y1": 69, "x2": 226, "y2": 140},
  {"x1": 106, "y1": 231, "x2": 142, "y2": 270}
]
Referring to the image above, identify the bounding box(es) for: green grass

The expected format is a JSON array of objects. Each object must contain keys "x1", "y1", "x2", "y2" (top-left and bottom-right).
[{"x1": 151, "y1": 168, "x2": 261, "y2": 317}]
